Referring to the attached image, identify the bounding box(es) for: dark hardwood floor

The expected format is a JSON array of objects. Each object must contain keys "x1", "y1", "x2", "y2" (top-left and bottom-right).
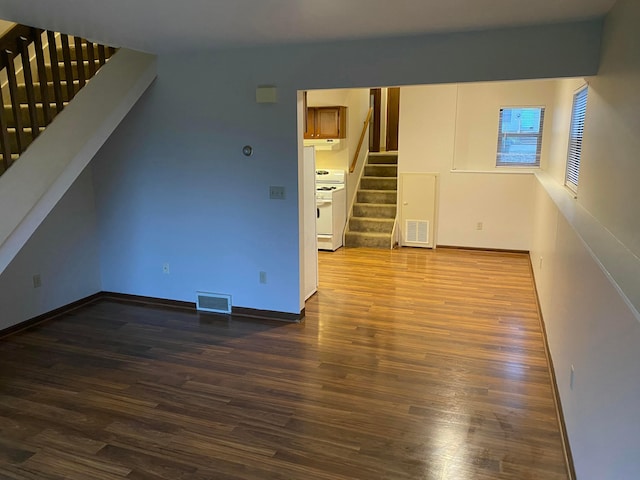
[{"x1": 0, "y1": 247, "x2": 569, "y2": 479}]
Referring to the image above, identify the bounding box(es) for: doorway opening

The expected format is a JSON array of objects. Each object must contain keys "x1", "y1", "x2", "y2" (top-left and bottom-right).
[{"x1": 298, "y1": 77, "x2": 588, "y2": 308}]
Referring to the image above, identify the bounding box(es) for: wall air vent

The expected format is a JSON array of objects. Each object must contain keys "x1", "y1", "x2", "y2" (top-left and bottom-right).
[
  {"x1": 196, "y1": 291, "x2": 232, "y2": 314},
  {"x1": 405, "y1": 220, "x2": 429, "y2": 244}
]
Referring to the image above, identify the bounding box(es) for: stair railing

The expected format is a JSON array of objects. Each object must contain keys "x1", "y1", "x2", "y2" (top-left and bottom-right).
[
  {"x1": 350, "y1": 107, "x2": 373, "y2": 173},
  {"x1": 0, "y1": 23, "x2": 115, "y2": 175},
  {"x1": 345, "y1": 108, "x2": 375, "y2": 241}
]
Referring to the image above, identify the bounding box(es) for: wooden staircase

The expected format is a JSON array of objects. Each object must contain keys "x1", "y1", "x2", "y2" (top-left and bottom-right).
[
  {"x1": 0, "y1": 25, "x2": 115, "y2": 175},
  {"x1": 345, "y1": 152, "x2": 398, "y2": 248}
]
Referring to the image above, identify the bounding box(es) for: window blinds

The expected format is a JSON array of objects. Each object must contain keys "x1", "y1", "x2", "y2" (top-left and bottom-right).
[
  {"x1": 566, "y1": 87, "x2": 588, "y2": 192},
  {"x1": 496, "y1": 107, "x2": 545, "y2": 167}
]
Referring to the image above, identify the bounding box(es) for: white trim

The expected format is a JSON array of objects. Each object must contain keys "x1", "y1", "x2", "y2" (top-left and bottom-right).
[{"x1": 449, "y1": 169, "x2": 535, "y2": 175}]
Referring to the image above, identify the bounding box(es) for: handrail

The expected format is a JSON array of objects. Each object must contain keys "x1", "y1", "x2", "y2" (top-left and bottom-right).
[
  {"x1": 0, "y1": 24, "x2": 115, "y2": 175},
  {"x1": 350, "y1": 107, "x2": 373, "y2": 173}
]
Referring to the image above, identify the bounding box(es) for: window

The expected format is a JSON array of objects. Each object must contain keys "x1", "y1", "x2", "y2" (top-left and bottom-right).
[
  {"x1": 496, "y1": 107, "x2": 545, "y2": 167},
  {"x1": 566, "y1": 86, "x2": 588, "y2": 193}
]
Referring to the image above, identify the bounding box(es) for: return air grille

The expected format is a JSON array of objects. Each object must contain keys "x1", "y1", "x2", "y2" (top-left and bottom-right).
[
  {"x1": 196, "y1": 292, "x2": 232, "y2": 314},
  {"x1": 405, "y1": 220, "x2": 429, "y2": 244}
]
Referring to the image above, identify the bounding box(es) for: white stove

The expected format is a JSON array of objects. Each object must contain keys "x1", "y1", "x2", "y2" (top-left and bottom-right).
[{"x1": 316, "y1": 169, "x2": 346, "y2": 251}]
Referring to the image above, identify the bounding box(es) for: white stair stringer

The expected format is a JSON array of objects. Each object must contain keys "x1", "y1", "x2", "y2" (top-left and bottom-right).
[{"x1": 0, "y1": 49, "x2": 157, "y2": 276}]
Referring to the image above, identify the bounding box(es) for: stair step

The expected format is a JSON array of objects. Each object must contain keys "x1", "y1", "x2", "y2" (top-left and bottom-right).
[
  {"x1": 353, "y1": 203, "x2": 397, "y2": 218},
  {"x1": 364, "y1": 164, "x2": 397, "y2": 177},
  {"x1": 0, "y1": 153, "x2": 20, "y2": 174},
  {"x1": 56, "y1": 44, "x2": 95, "y2": 60},
  {"x1": 360, "y1": 176, "x2": 397, "y2": 190},
  {"x1": 2, "y1": 128, "x2": 38, "y2": 153},
  {"x1": 349, "y1": 217, "x2": 394, "y2": 233},
  {"x1": 45, "y1": 61, "x2": 101, "y2": 81},
  {"x1": 357, "y1": 189, "x2": 397, "y2": 204},
  {"x1": 345, "y1": 231, "x2": 391, "y2": 249},
  {"x1": 3, "y1": 104, "x2": 63, "y2": 127},
  {"x1": 12, "y1": 80, "x2": 80, "y2": 103},
  {"x1": 367, "y1": 153, "x2": 398, "y2": 165},
  {"x1": 57, "y1": 44, "x2": 115, "y2": 62}
]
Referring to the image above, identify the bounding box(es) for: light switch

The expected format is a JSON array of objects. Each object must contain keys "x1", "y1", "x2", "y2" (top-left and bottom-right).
[{"x1": 269, "y1": 186, "x2": 285, "y2": 200}]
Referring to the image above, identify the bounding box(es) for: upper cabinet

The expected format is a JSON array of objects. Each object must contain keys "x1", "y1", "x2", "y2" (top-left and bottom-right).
[{"x1": 305, "y1": 106, "x2": 347, "y2": 139}]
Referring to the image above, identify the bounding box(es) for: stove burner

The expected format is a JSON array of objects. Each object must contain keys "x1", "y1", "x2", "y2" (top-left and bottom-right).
[{"x1": 317, "y1": 186, "x2": 336, "y2": 191}]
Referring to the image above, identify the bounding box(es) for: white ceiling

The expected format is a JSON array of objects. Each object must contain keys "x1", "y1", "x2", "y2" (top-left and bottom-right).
[{"x1": 0, "y1": 0, "x2": 616, "y2": 53}]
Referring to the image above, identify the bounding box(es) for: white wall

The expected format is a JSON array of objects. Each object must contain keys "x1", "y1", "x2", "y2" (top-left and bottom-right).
[
  {"x1": 531, "y1": 177, "x2": 640, "y2": 480},
  {"x1": 90, "y1": 21, "x2": 601, "y2": 314},
  {"x1": 0, "y1": 169, "x2": 102, "y2": 330},
  {"x1": 452, "y1": 79, "x2": 558, "y2": 171},
  {"x1": 399, "y1": 82, "x2": 547, "y2": 250},
  {"x1": 92, "y1": 55, "x2": 303, "y2": 313},
  {"x1": 529, "y1": 0, "x2": 640, "y2": 477},
  {"x1": 576, "y1": 0, "x2": 640, "y2": 260}
]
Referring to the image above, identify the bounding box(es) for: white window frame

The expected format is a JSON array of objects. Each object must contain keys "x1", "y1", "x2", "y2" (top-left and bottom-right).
[
  {"x1": 565, "y1": 86, "x2": 588, "y2": 194},
  {"x1": 496, "y1": 107, "x2": 545, "y2": 168}
]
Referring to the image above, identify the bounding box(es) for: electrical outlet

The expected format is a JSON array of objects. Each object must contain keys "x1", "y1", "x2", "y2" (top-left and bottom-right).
[
  {"x1": 570, "y1": 365, "x2": 575, "y2": 390},
  {"x1": 259, "y1": 271, "x2": 267, "y2": 284},
  {"x1": 269, "y1": 186, "x2": 285, "y2": 200},
  {"x1": 162, "y1": 263, "x2": 170, "y2": 274},
  {"x1": 476, "y1": 221, "x2": 483, "y2": 231},
  {"x1": 32, "y1": 274, "x2": 41, "y2": 288}
]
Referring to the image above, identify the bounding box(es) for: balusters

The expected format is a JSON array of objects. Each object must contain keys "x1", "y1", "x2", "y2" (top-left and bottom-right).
[
  {"x1": 0, "y1": 100, "x2": 11, "y2": 171},
  {"x1": 85, "y1": 40, "x2": 96, "y2": 77},
  {"x1": 60, "y1": 35, "x2": 75, "y2": 101},
  {"x1": 2, "y1": 49, "x2": 25, "y2": 154},
  {"x1": 0, "y1": 24, "x2": 115, "y2": 175},
  {"x1": 18, "y1": 35, "x2": 40, "y2": 141},
  {"x1": 97, "y1": 44, "x2": 106, "y2": 67},
  {"x1": 33, "y1": 29, "x2": 51, "y2": 125},
  {"x1": 47, "y1": 31, "x2": 65, "y2": 111},
  {"x1": 73, "y1": 36, "x2": 86, "y2": 88}
]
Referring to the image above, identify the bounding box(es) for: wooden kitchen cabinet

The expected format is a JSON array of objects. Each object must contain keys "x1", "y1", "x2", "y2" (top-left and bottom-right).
[{"x1": 305, "y1": 106, "x2": 347, "y2": 139}]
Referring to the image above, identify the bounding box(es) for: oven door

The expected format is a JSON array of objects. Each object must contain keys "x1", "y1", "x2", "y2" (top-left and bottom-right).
[{"x1": 316, "y1": 198, "x2": 333, "y2": 235}]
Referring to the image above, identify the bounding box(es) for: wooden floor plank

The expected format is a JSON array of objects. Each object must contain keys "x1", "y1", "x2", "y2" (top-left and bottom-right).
[{"x1": 0, "y1": 247, "x2": 568, "y2": 479}]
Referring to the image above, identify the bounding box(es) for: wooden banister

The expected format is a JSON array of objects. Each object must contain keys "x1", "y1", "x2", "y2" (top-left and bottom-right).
[
  {"x1": 350, "y1": 107, "x2": 373, "y2": 173},
  {"x1": 0, "y1": 24, "x2": 116, "y2": 175}
]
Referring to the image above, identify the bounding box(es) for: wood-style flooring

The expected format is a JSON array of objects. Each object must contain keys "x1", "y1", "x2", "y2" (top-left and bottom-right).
[{"x1": 0, "y1": 247, "x2": 569, "y2": 479}]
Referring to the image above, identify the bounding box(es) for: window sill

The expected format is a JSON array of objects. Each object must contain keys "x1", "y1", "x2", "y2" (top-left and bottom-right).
[{"x1": 450, "y1": 168, "x2": 538, "y2": 175}]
